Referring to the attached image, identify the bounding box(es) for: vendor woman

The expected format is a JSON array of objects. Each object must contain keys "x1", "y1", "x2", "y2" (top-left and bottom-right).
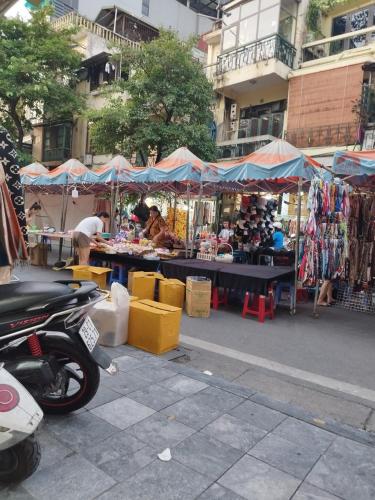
[{"x1": 144, "y1": 205, "x2": 167, "y2": 246}]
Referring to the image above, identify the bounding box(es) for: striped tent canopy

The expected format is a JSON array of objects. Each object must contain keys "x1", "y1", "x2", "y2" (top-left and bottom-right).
[
  {"x1": 141, "y1": 147, "x2": 218, "y2": 184},
  {"x1": 216, "y1": 139, "x2": 322, "y2": 185},
  {"x1": 333, "y1": 149, "x2": 375, "y2": 178},
  {"x1": 19, "y1": 162, "x2": 48, "y2": 176},
  {"x1": 93, "y1": 155, "x2": 135, "y2": 183},
  {"x1": 29, "y1": 159, "x2": 98, "y2": 185}
]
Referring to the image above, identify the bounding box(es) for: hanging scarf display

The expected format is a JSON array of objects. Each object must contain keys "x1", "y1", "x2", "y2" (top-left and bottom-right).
[
  {"x1": 0, "y1": 127, "x2": 28, "y2": 242},
  {"x1": 347, "y1": 193, "x2": 375, "y2": 286},
  {"x1": 0, "y1": 163, "x2": 28, "y2": 268},
  {"x1": 299, "y1": 178, "x2": 350, "y2": 285}
]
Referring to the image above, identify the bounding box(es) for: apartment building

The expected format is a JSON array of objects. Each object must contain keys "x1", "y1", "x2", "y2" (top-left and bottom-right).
[
  {"x1": 286, "y1": 0, "x2": 375, "y2": 161},
  {"x1": 31, "y1": 1, "x2": 217, "y2": 167},
  {"x1": 205, "y1": 0, "x2": 375, "y2": 163}
]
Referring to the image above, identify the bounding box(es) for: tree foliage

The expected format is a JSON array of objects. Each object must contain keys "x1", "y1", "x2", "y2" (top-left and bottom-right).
[
  {"x1": 89, "y1": 30, "x2": 216, "y2": 164},
  {"x1": 0, "y1": 7, "x2": 83, "y2": 148}
]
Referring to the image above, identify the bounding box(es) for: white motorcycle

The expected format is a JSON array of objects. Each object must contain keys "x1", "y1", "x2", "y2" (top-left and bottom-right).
[{"x1": 0, "y1": 364, "x2": 43, "y2": 483}]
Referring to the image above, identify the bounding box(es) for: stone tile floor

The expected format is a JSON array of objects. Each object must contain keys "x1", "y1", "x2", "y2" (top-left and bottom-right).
[{"x1": 1, "y1": 344, "x2": 375, "y2": 500}]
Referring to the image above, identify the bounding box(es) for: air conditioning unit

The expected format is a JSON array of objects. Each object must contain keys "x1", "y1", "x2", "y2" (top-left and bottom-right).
[
  {"x1": 363, "y1": 129, "x2": 375, "y2": 150},
  {"x1": 230, "y1": 103, "x2": 237, "y2": 120},
  {"x1": 83, "y1": 154, "x2": 93, "y2": 166}
]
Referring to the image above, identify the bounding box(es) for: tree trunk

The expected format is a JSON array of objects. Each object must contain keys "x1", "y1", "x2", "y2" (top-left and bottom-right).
[
  {"x1": 10, "y1": 108, "x2": 24, "y2": 150},
  {"x1": 139, "y1": 150, "x2": 147, "y2": 167}
]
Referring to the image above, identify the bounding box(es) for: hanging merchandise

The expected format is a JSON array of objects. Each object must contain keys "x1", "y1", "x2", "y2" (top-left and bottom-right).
[
  {"x1": 166, "y1": 207, "x2": 186, "y2": 239},
  {"x1": 299, "y1": 178, "x2": 350, "y2": 286},
  {"x1": 0, "y1": 127, "x2": 28, "y2": 242},
  {"x1": 347, "y1": 193, "x2": 375, "y2": 286},
  {"x1": 234, "y1": 194, "x2": 278, "y2": 250}
]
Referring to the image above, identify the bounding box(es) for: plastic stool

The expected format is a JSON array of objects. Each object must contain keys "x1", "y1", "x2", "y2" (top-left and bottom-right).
[
  {"x1": 109, "y1": 264, "x2": 127, "y2": 285},
  {"x1": 274, "y1": 282, "x2": 295, "y2": 307},
  {"x1": 242, "y1": 290, "x2": 274, "y2": 323},
  {"x1": 211, "y1": 287, "x2": 228, "y2": 310}
]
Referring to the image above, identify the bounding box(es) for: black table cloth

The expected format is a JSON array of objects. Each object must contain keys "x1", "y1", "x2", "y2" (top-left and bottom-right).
[
  {"x1": 90, "y1": 251, "x2": 161, "y2": 272},
  {"x1": 161, "y1": 259, "x2": 222, "y2": 284},
  {"x1": 217, "y1": 264, "x2": 294, "y2": 295},
  {"x1": 161, "y1": 259, "x2": 295, "y2": 296}
]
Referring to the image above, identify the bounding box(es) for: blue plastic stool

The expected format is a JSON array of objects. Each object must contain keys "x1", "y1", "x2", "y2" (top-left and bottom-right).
[
  {"x1": 274, "y1": 282, "x2": 295, "y2": 309},
  {"x1": 109, "y1": 264, "x2": 127, "y2": 285}
]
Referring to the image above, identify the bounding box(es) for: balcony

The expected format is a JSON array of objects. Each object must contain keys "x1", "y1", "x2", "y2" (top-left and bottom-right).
[
  {"x1": 217, "y1": 35, "x2": 296, "y2": 75},
  {"x1": 217, "y1": 114, "x2": 284, "y2": 143},
  {"x1": 285, "y1": 123, "x2": 358, "y2": 149},
  {"x1": 52, "y1": 12, "x2": 140, "y2": 48},
  {"x1": 43, "y1": 148, "x2": 71, "y2": 163},
  {"x1": 302, "y1": 25, "x2": 375, "y2": 65}
]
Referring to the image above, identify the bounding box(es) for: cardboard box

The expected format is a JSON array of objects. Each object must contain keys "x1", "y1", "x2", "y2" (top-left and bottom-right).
[
  {"x1": 127, "y1": 271, "x2": 164, "y2": 300},
  {"x1": 159, "y1": 279, "x2": 185, "y2": 308},
  {"x1": 185, "y1": 277, "x2": 211, "y2": 318},
  {"x1": 128, "y1": 299, "x2": 181, "y2": 354},
  {"x1": 29, "y1": 242, "x2": 48, "y2": 266},
  {"x1": 67, "y1": 265, "x2": 112, "y2": 289}
]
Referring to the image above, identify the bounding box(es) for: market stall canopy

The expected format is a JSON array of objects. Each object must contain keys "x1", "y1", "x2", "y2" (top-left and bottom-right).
[
  {"x1": 27, "y1": 159, "x2": 98, "y2": 185},
  {"x1": 19, "y1": 162, "x2": 48, "y2": 176},
  {"x1": 140, "y1": 147, "x2": 218, "y2": 184},
  {"x1": 216, "y1": 139, "x2": 322, "y2": 188},
  {"x1": 333, "y1": 149, "x2": 375, "y2": 180},
  {"x1": 20, "y1": 162, "x2": 49, "y2": 186},
  {"x1": 93, "y1": 155, "x2": 136, "y2": 183}
]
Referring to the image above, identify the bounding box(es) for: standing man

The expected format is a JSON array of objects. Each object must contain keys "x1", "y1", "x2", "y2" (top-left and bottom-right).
[{"x1": 73, "y1": 212, "x2": 110, "y2": 265}]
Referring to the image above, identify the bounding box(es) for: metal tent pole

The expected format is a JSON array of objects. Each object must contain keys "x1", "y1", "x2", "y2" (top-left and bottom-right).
[
  {"x1": 190, "y1": 181, "x2": 203, "y2": 258},
  {"x1": 185, "y1": 184, "x2": 190, "y2": 259},
  {"x1": 292, "y1": 177, "x2": 303, "y2": 315}
]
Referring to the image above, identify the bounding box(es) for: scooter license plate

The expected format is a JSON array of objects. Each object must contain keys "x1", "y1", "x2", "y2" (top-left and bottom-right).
[{"x1": 79, "y1": 317, "x2": 99, "y2": 352}]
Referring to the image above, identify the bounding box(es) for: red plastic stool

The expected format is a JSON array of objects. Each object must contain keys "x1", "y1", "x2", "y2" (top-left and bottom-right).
[
  {"x1": 211, "y1": 287, "x2": 228, "y2": 310},
  {"x1": 296, "y1": 288, "x2": 309, "y2": 303},
  {"x1": 242, "y1": 290, "x2": 274, "y2": 323}
]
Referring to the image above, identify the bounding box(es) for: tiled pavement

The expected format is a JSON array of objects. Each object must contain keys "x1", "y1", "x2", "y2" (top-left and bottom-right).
[{"x1": 2, "y1": 344, "x2": 375, "y2": 500}]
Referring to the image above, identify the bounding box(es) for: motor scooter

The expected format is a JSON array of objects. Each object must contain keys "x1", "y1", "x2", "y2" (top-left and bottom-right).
[
  {"x1": 0, "y1": 280, "x2": 117, "y2": 414},
  {"x1": 0, "y1": 364, "x2": 42, "y2": 483}
]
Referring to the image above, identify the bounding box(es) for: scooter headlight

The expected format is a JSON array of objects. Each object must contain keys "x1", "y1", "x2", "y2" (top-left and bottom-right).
[{"x1": 0, "y1": 385, "x2": 19, "y2": 412}]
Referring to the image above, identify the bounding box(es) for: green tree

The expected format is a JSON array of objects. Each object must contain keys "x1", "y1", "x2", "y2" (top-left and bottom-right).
[
  {"x1": 0, "y1": 7, "x2": 83, "y2": 149},
  {"x1": 89, "y1": 30, "x2": 216, "y2": 165}
]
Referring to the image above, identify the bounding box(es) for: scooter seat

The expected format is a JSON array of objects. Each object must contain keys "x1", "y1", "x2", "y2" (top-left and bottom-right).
[{"x1": 0, "y1": 282, "x2": 74, "y2": 315}]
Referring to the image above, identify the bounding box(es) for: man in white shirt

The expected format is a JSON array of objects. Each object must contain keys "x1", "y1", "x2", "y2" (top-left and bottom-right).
[{"x1": 73, "y1": 212, "x2": 110, "y2": 265}]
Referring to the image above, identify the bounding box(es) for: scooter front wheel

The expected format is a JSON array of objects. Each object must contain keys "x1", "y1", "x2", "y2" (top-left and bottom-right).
[
  {"x1": 0, "y1": 435, "x2": 41, "y2": 483},
  {"x1": 38, "y1": 336, "x2": 100, "y2": 414}
]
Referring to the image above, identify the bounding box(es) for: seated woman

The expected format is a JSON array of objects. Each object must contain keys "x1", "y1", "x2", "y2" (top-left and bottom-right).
[{"x1": 143, "y1": 205, "x2": 167, "y2": 247}]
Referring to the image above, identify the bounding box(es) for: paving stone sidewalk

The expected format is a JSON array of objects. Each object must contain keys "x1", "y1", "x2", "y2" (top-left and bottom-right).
[{"x1": 2, "y1": 344, "x2": 375, "y2": 500}]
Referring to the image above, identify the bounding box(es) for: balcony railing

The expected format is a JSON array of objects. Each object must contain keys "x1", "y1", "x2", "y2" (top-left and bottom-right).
[
  {"x1": 285, "y1": 123, "x2": 359, "y2": 149},
  {"x1": 217, "y1": 34, "x2": 296, "y2": 75},
  {"x1": 52, "y1": 12, "x2": 140, "y2": 48},
  {"x1": 217, "y1": 114, "x2": 284, "y2": 143},
  {"x1": 302, "y1": 25, "x2": 375, "y2": 63},
  {"x1": 43, "y1": 148, "x2": 71, "y2": 163}
]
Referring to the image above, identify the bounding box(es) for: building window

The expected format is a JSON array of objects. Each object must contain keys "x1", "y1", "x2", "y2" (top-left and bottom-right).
[
  {"x1": 142, "y1": 0, "x2": 150, "y2": 16},
  {"x1": 221, "y1": 0, "x2": 297, "y2": 53},
  {"x1": 43, "y1": 123, "x2": 72, "y2": 162},
  {"x1": 332, "y1": 4, "x2": 375, "y2": 49}
]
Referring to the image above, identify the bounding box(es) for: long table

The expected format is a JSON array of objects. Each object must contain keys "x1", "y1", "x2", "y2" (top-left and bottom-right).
[
  {"x1": 90, "y1": 250, "x2": 162, "y2": 273},
  {"x1": 161, "y1": 259, "x2": 294, "y2": 296}
]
